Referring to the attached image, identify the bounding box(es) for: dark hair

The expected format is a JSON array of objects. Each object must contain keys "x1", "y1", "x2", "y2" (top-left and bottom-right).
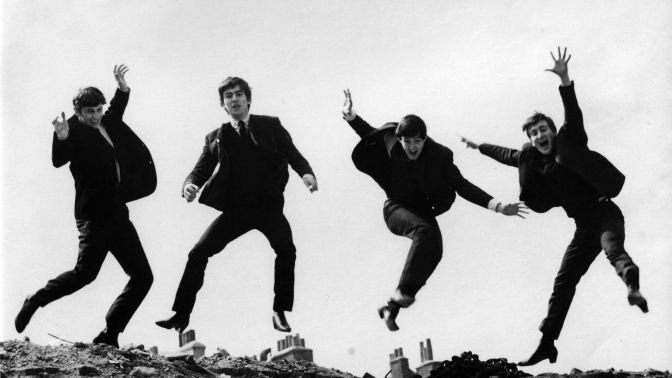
[
  {"x1": 73, "y1": 87, "x2": 106, "y2": 112},
  {"x1": 395, "y1": 114, "x2": 427, "y2": 139},
  {"x1": 522, "y1": 111, "x2": 557, "y2": 137},
  {"x1": 218, "y1": 77, "x2": 252, "y2": 104}
]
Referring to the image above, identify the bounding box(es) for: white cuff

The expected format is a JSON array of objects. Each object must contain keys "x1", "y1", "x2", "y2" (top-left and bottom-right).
[{"x1": 487, "y1": 198, "x2": 501, "y2": 212}]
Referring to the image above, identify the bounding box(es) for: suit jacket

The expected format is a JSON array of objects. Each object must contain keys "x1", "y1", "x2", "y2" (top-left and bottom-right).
[
  {"x1": 348, "y1": 115, "x2": 493, "y2": 217},
  {"x1": 52, "y1": 89, "x2": 157, "y2": 220},
  {"x1": 186, "y1": 114, "x2": 314, "y2": 211},
  {"x1": 478, "y1": 82, "x2": 625, "y2": 213}
]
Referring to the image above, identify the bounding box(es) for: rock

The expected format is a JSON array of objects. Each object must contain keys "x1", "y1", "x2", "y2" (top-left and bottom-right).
[
  {"x1": 77, "y1": 365, "x2": 100, "y2": 376},
  {"x1": 645, "y1": 369, "x2": 667, "y2": 376},
  {"x1": 167, "y1": 354, "x2": 195, "y2": 363},
  {"x1": 583, "y1": 370, "x2": 615, "y2": 378},
  {"x1": 131, "y1": 348, "x2": 151, "y2": 357},
  {"x1": 0, "y1": 351, "x2": 9, "y2": 359},
  {"x1": 74, "y1": 342, "x2": 89, "y2": 349},
  {"x1": 571, "y1": 368, "x2": 585, "y2": 375},
  {"x1": 92, "y1": 357, "x2": 109, "y2": 365},
  {"x1": 23, "y1": 336, "x2": 30, "y2": 342},
  {"x1": 130, "y1": 366, "x2": 159, "y2": 377},
  {"x1": 11, "y1": 367, "x2": 60, "y2": 375}
]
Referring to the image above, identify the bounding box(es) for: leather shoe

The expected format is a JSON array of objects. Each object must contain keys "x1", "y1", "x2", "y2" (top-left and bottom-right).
[
  {"x1": 377, "y1": 301, "x2": 400, "y2": 331},
  {"x1": 15, "y1": 295, "x2": 39, "y2": 333},
  {"x1": 272, "y1": 311, "x2": 291, "y2": 333},
  {"x1": 518, "y1": 339, "x2": 558, "y2": 366},
  {"x1": 92, "y1": 328, "x2": 119, "y2": 348},
  {"x1": 628, "y1": 287, "x2": 649, "y2": 313},
  {"x1": 155, "y1": 312, "x2": 190, "y2": 333}
]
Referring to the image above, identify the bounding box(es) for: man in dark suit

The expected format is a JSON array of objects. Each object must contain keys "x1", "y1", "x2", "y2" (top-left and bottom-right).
[
  {"x1": 156, "y1": 77, "x2": 317, "y2": 333},
  {"x1": 341, "y1": 90, "x2": 527, "y2": 331},
  {"x1": 15, "y1": 65, "x2": 157, "y2": 348},
  {"x1": 461, "y1": 47, "x2": 648, "y2": 366}
]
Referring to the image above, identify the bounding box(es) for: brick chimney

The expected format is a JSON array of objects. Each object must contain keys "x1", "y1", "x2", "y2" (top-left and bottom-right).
[
  {"x1": 271, "y1": 333, "x2": 313, "y2": 362},
  {"x1": 389, "y1": 348, "x2": 415, "y2": 378},
  {"x1": 178, "y1": 330, "x2": 206, "y2": 359},
  {"x1": 416, "y1": 339, "x2": 441, "y2": 378}
]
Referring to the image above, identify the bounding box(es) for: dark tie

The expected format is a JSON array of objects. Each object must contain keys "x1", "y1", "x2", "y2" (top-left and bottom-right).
[{"x1": 239, "y1": 121, "x2": 249, "y2": 140}]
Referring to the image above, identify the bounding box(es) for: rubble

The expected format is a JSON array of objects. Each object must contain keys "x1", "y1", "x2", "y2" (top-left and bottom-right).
[
  {"x1": 0, "y1": 340, "x2": 356, "y2": 378},
  {"x1": 418, "y1": 351, "x2": 671, "y2": 378},
  {"x1": 0, "y1": 341, "x2": 669, "y2": 378}
]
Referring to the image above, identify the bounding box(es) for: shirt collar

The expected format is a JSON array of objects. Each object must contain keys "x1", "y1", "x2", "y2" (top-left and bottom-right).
[{"x1": 231, "y1": 114, "x2": 251, "y2": 130}]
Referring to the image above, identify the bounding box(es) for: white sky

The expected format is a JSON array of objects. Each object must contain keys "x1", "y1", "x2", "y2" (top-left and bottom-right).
[{"x1": 1, "y1": 1, "x2": 671, "y2": 376}]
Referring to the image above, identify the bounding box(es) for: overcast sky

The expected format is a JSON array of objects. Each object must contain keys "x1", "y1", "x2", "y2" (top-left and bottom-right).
[{"x1": 1, "y1": 1, "x2": 671, "y2": 376}]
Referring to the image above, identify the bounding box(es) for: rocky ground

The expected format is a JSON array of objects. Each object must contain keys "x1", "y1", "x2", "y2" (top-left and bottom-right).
[
  {"x1": 0, "y1": 339, "x2": 356, "y2": 378},
  {"x1": 0, "y1": 340, "x2": 669, "y2": 378}
]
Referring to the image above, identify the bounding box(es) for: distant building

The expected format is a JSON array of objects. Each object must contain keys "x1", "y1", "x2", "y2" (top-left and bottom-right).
[
  {"x1": 389, "y1": 348, "x2": 415, "y2": 378},
  {"x1": 178, "y1": 330, "x2": 206, "y2": 359},
  {"x1": 271, "y1": 334, "x2": 313, "y2": 362},
  {"x1": 389, "y1": 339, "x2": 441, "y2": 378}
]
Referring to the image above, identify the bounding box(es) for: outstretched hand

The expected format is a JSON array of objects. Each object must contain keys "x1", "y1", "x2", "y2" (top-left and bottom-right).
[
  {"x1": 52, "y1": 112, "x2": 69, "y2": 140},
  {"x1": 342, "y1": 89, "x2": 354, "y2": 119},
  {"x1": 458, "y1": 134, "x2": 479, "y2": 149},
  {"x1": 545, "y1": 47, "x2": 571, "y2": 85},
  {"x1": 114, "y1": 64, "x2": 130, "y2": 92},
  {"x1": 500, "y1": 202, "x2": 529, "y2": 218}
]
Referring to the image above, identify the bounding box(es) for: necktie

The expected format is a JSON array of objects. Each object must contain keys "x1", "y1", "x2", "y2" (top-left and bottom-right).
[{"x1": 239, "y1": 121, "x2": 248, "y2": 139}]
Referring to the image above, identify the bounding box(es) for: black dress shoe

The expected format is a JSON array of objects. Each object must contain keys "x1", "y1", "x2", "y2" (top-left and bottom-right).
[
  {"x1": 628, "y1": 287, "x2": 649, "y2": 313},
  {"x1": 155, "y1": 312, "x2": 190, "y2": 333},
  {"x1": 518, "y1": 340, "x2": 558, "y2": 366},
  {"x1": 377, "y1": 301, "x2": 400, "y2": 331},
  {"x1": 92, "y1": 329, "x2": 119, "y2": 348},
  {"x1": 272, "y1": 311, "x2": 291, "y2": 333},
  {"x1": 15, "y1": 295, "x2": 39, "y2": 333}
]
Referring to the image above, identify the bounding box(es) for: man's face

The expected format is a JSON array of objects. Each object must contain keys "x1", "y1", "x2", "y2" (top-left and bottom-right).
[
  {"x1": 75, "y1": 104, "x2": 104, "y2": 128},
  {"x1": 399, "y1": 135, "x2": 427, "y2": 160},
  {"x1": 528, "y1": 120, "x2": 556, "y2": 155},
  {"x1": 221, "y1": 85, "x2": 250, "y2": 120}
]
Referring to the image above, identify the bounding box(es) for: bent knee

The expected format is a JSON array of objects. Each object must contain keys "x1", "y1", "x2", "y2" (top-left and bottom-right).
[{"x1": 132, "y1": 270, "x2": 154, "y2": 290}]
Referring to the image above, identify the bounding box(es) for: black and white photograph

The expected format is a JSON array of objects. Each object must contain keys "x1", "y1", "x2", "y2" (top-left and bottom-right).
[{"x1": 1, "y1": 1, "x2": 671, "y2": 377}]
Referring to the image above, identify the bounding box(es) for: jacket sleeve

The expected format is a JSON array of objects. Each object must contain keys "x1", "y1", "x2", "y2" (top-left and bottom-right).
[
  {"x1": 559, "y1": 82, "x2": 588, "y2": 146},
  {"x1": 478, "y1": 143, "x2": 521, "y2": 167},
  {"x1": 442, "y1": 150, "x2": 493, "y2": 208},
  {"x1": 184, "y1": 134, "x2": 219, "y2": 189},
  {"x1": 274, "y1": 118, "x2": 315, "y2": 178},
  {"x1": 346, "y1": 115, "x2": 377, "y2": 139},
  {"x1": 105, "y1": 88, "x2": 130, "y2": 123},
  {"x1": 52, "y1": 131, "x2": 76, "y2": 168}
]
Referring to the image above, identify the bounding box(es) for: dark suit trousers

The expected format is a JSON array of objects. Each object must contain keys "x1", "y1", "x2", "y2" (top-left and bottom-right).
[
  {"x1": 32, "y1": 208, "x2": 153, "y2": 332},
  {"x1": 172, "y1": 205, "x2": 296, "y2": 314},
  {"x1": 383, "y1": 200, "x2": 443, "y2": 300},
  {"x1": 539, "y1": 199, "x2": 639, "y2": 339}
]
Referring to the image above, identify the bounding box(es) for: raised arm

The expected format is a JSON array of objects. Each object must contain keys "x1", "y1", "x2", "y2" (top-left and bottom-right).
[
  {"x1": 51, "y1": 112, "x2": 74, "y2": 167},
  {"x1": 342, "y1": 89, "x2": 376, "y2": 138},
  {"x1": 546, "y1": 47, "x2": 587, "y2": 144},
  {"x1": 106, "y1": 64, "x2": 131, "y2": 120}
]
